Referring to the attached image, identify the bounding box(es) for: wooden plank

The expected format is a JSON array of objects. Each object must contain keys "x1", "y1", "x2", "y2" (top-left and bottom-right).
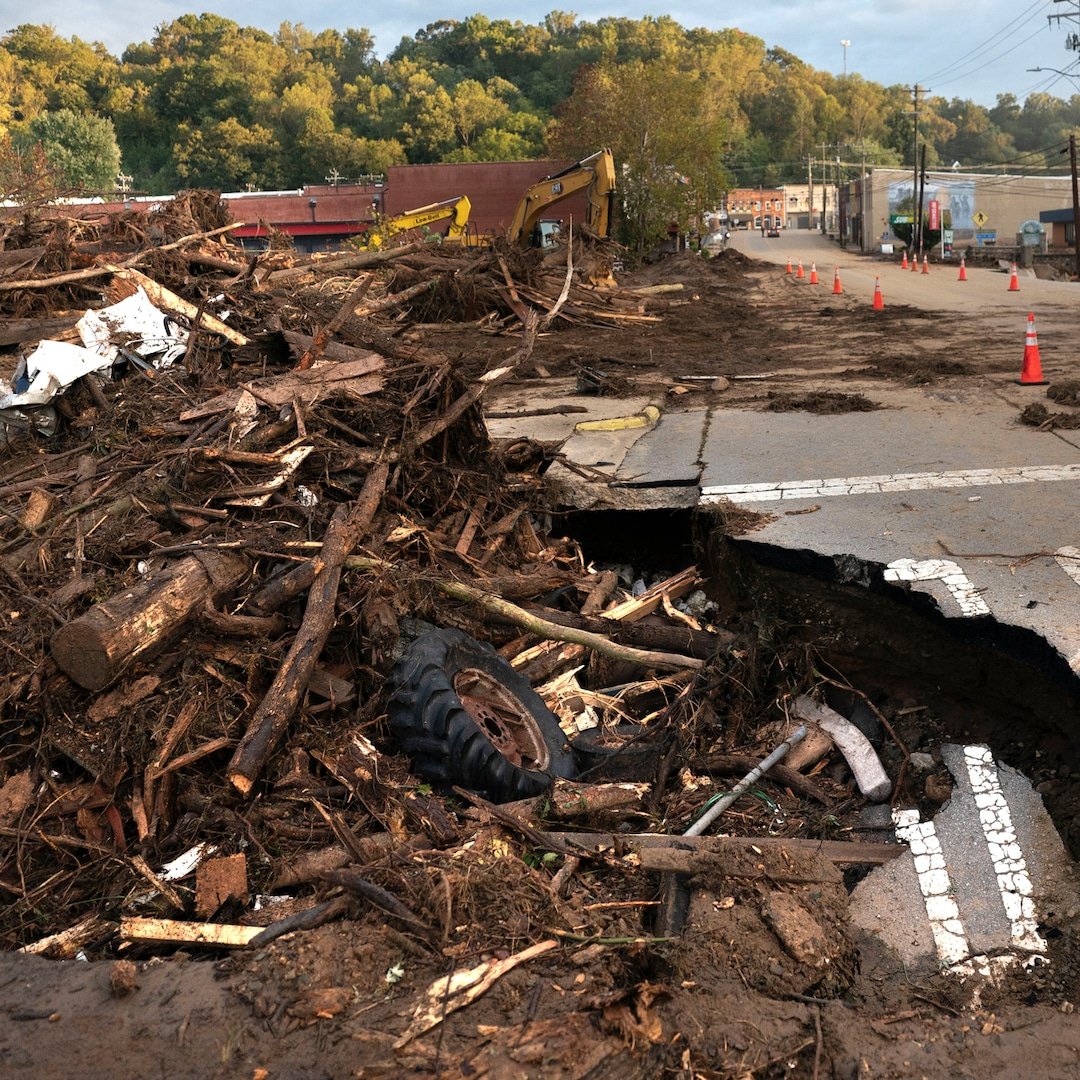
[
  {"x1": 601, "y1": 566, "x2": 700, "y2": 623},
  {"x1": 637, "y1": 847, "x2": 841, "y2": 881},
  {"x1": 180, "y1": 358, "x2": 384, "y2": 421},
  {"x1": 537, "y1": 831, "x2": 906, "y2": 866},
  {"x1": 120, "y1": 916, "x2": 264, "y2": 948}
]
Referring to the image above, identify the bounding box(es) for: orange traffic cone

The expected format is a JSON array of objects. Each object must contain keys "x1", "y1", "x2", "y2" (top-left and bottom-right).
[
  {"x1": 796, "y1": 260, "x2": 805, "y2": 279},
  {"x1": 910, "y1": 250, "x2": 919, "y2": 272},
  {"x1": 901, "y1": 250, "x2": 909, "y2": 270},
  {"x1": 922, "y1": 254, "x2": 930, "y2": 274},
  {"x1": 1017, "y1": 312, "x2": 1048, "y2": 385},
  {"x1": 1008, "y1": 262, "x2": 1020, "y2": 291},
  {"x1": 809, "y1": 261, "x2": 819, "y2": 285},
  {"x1": 958, "y1": 255, "x2": 967, "y2": 281},
  {"x1": 832, "y1": 266, "x2": 843, "y2": 294},
  {"x1": 785, "y1": 256, "x2": 793, "y2": 274},
  {"x1": 872, "y1": 276, "x2": 885, "y2": 310}
]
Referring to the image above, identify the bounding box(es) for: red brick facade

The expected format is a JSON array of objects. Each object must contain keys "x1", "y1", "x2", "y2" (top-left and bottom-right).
[{"x1": 726, "y1": 188, "x2": 786, "y2": 229}]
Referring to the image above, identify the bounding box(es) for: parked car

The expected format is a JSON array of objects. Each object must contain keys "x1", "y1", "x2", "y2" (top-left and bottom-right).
[{"x1": 766, "y1": 227, "x2": 780, "y2": 238}]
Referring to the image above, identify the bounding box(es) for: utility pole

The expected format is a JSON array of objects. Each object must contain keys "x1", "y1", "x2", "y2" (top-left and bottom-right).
[
  {"x1": 911, "y1": 85, "x2": 924, "y2": 255},
  {"x1": 821, "y1": 143, "x2": 828, "y2": 233},
  {"x1": 1049, "y1": 1, "x2": 1080, "y2": 49},
  {"x1": 917, "y1": 145, "x2": 928, "y2": 258},
  {"x1": 808, "y1": 157, "x2": 814, "y2": 231},
  {"x1": 1070, "y1": 134, "x2": 1080, "y2": 280}
]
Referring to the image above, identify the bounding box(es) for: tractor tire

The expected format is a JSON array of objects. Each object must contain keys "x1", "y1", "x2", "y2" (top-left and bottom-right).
[
  {"x1": 385, "y1": 628, "x2": 577, "y2": 802},
  {"x1": 570, "y1": 724, "x2": 667, "y2": 782}
]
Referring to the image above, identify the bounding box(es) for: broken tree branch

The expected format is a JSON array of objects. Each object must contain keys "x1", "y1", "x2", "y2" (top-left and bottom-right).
[
  {"x1": 394, "y1": 939, "x2": 558, "y2": 1048},
  {"x1": 0, "y1": 223, "x2": 242, "y2": 291},
  {"x1": 111, "y1": 267, "x2": 249, "y2": 346},
  {"x1": 227, "y1": 462, "x2": 389, "y2": 794},
  {"x1": 436, "y1": 579, "x2": 703, "y2": 672}
]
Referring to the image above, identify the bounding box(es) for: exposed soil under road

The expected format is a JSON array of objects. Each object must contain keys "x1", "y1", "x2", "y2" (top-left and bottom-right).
[{"x1": 4, "y1": 244, "x2": 1080, "y2": 1079}]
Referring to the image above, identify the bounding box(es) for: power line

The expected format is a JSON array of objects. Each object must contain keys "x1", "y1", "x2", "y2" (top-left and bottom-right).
[
  {"x1": 929, "y1": 24, "x2": 1052, "y2": 91},
  {"x1": 919, "y1": 1, "x2": 1052, "y2": 84}
]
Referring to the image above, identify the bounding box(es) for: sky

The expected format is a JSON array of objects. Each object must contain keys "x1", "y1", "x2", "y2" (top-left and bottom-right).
[{"x1": 7, "y1": 0, "x2": 1080, "y2": 106}]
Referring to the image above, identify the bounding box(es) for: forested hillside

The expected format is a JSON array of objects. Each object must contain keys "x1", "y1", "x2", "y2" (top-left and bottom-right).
[{"x1": 3, "y1": 12, "x2": 1080, "y2": 210}]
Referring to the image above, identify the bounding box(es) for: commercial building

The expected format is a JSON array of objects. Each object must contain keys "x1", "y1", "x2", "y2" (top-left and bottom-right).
[
  {"x1": 781, "y1": 183, "x2": 839, "y2": 231},
  {"x1": 841, "y1": 167, "x2": 1074, "y2": 255},
  {"x1": 724, "y1": 188, "x2": 786, "y2": 230}
]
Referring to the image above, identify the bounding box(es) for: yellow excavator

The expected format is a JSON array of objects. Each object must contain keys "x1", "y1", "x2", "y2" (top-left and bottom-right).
[
  {"x1": 507, "y1": 149, "x2": 616, "y2": 248},
  {"x1": 364, "y1": 195, "x2": 477, "y2": 248}
]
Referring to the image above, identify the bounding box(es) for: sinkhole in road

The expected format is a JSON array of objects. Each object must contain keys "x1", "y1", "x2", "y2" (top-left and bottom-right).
[{"x1": 558, "y1": 506, "x2": 1080, "y2": 860}]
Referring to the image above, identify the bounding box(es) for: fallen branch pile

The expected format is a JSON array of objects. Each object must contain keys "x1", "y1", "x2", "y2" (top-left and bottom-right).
[{"x1": 0, "y1": 195, "x2": 904, "y2": 1070}]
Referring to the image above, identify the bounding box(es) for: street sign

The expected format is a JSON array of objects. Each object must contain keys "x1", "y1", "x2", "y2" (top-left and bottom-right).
[
  {"x1": 972, "y1": 209, "x2": 989, "y2": 227},
  {"x1": 929, "y1": 199, "x2": 940, "y2": 230}
]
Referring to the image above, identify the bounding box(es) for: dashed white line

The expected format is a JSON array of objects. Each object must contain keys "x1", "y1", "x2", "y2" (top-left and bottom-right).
[
  {"x1": 700, "y1": 462, "x2": 1080, "y2": 504},
  {"x1": 884, "y1": 558, "x2": 990, "y2": 617},
  {"x1": 963, "y1": 745, "x2": 1047, "y2": 956},
  {"x1": 892, "y1": 807, "x2": 971, "y2": 966}
]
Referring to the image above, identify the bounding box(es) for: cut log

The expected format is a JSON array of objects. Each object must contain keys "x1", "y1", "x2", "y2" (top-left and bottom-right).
[
  {"x1": 546, "y1": 779, "x2": 650, "y2": 819},
  {"x1": 50, "y1": 551, "x2": 249, "y2": 690}
]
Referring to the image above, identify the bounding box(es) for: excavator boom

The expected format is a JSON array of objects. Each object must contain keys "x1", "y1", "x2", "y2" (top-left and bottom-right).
[
  {"x1": 507, "y1": 149, "x2": 616, "y2": 247},
  {"x1": 367, "y1": 195, "x2": 473, "y2": 247}
]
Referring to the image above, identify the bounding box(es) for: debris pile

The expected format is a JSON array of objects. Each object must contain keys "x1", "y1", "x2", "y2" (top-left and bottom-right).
[{"x1": 0, "y1": 192, "x2": 1010, "y2": 1072}]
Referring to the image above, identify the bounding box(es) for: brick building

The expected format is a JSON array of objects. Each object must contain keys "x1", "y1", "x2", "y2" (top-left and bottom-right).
[{"x1": 725, "y1": 188, "x2": 786, "y2": 229}]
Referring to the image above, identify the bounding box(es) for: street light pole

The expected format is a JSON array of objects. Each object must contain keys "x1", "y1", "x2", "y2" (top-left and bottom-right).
[{"x1": 840, "y1": 39, "x2": 850, "y2": 78}]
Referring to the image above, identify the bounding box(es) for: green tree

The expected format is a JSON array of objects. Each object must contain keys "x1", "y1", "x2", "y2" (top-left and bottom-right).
[
  {"x1": 172, "y1": 118, "x2": 282, "y2": 189},
  {"x1": 552, "y1": 58, "x2": 730, "y2": 258},
  {"x1": 17, "y1": 108, "x2": 120, "y2": 190}
]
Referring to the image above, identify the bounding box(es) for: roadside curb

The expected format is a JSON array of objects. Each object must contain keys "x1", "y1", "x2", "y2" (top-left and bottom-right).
[{"x1": 574, "y1": 404, "x2": 662, "y2": 433}]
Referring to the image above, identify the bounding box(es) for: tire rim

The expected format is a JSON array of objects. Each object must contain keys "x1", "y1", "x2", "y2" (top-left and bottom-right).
[{"x1": 453, "y1": 668, "x2": 552, "y2": 771}]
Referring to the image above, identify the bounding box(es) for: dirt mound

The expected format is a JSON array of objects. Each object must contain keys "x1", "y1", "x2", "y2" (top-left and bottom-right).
[
  {"x1": 764, "y1": 390, "x2": 881, "y2": 413},
  {"x1": 1048, "y1": 380, "x2": 1080, "y2": 407},
  {"x1": 1019, "y1": 402, "x2": 1080, "y2": 429},
  {"x1": 865, "y1": 356, "x2": 972, "y2": 384},
  {"x1": 622, "y1": 248, "x2": 749, "y2": 290}
]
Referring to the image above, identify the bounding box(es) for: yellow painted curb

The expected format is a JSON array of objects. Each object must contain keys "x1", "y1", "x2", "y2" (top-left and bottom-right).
[{"x1": 574, "y1": 404, "x2": 661, "y2": 433}]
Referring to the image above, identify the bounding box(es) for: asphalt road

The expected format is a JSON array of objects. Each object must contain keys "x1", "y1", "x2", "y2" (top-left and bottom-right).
[{"x1": 729, "y1": 228, "x2": 1077, "y2": 319}]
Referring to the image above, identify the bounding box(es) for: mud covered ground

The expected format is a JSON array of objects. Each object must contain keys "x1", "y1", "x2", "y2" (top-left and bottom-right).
[
  {"x1": 3, "y1": 246, "x2": 1080, "y2": 1078},
  {"x1": 421, "y1": 248, "x2": 1028, "y2": 394}
]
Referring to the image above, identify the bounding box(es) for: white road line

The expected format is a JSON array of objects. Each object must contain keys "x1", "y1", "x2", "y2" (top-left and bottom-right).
[
  {"x1": 1055, "y1": 546, "x2": 1080, "y2": 588},
  {"x1": 962, "y1": 745, "x2": 1047, "y2": 956},
  {"x1": 700, "y1": 462, "x2": 1080, "y2": 504},
  {"x1": 892, "y1": 807, "x2": 971, "y2": 966},
  {"x1": 884, "y1": 558, "x2": 990, "y2": 617}
]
